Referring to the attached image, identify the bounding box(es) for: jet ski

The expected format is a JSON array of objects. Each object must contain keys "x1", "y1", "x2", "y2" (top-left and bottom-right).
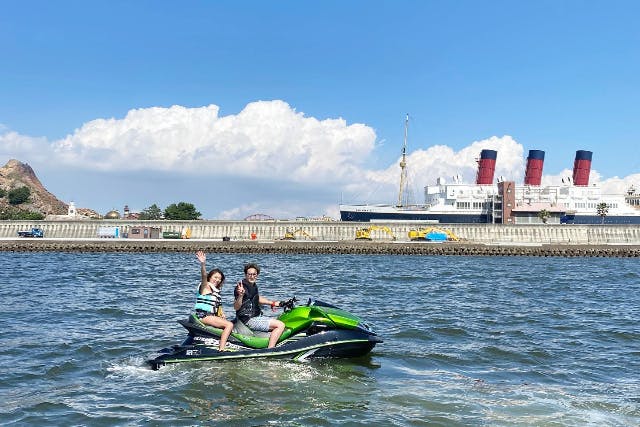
[{"x1": 147, "y1": 297, "x2": 382, "y2": 370}]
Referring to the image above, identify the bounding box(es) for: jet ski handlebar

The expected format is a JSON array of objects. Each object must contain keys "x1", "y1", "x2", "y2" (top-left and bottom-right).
[{"x1": 280, "y1": 296, "x2": 298, "y2": 312}]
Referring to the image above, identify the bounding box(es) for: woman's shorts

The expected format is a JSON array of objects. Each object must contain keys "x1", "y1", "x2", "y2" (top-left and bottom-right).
[
  {"x1": 245, "y1": 316, "x2": 272, "y2": 332},
  {"x1": 195, "y1": 309, "x2": 214, "y2": 319}
]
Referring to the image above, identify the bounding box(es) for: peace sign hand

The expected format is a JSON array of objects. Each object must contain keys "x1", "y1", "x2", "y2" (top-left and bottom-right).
[{"x1": 236, "y1": 281, "x2": 245, "y2": 296}]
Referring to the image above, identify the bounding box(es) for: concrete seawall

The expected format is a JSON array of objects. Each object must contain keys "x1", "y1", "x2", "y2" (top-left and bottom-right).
[
  {"x1": 2, "y1": 220, "x2": 640, "y2": 256},
  {"x1": 2, "y1": 220, "x2": 640, "y2": 244}
]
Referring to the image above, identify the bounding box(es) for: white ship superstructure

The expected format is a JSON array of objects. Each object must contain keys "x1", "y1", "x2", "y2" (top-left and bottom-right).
[{"x1": 340, "y1": 144, "x2": 640, "y2": 224}]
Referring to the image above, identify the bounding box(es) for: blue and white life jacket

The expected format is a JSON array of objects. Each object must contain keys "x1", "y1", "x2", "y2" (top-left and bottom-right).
[{"x1": 194, "y1": 285, "x2": 222, "y2": 314}]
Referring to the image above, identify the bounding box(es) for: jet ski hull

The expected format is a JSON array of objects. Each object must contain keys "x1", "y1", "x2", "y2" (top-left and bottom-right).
[{"x1": 148, "y1": 328, "x2": 382, "y2": 370}]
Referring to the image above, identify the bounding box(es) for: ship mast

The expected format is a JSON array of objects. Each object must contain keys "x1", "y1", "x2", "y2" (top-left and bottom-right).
[{"x1": 397, "y1": 113, "x2": 409, "y2": 207}]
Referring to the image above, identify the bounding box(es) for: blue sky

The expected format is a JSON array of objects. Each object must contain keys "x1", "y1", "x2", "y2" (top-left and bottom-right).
[{"x1": 1, "y1": 1, "x2": 639, "y2": 219}]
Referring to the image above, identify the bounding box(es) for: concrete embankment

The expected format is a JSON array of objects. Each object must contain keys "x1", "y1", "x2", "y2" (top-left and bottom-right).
[
  {"x1": 2, "y1": 239, "x2": 640, "y2": 257},
  {"x1": 2, "y1": 220, "x2": 640, "y2": 244},
  {"x1": 2, "y1": 220, "x2": 640, "y2": 256}
]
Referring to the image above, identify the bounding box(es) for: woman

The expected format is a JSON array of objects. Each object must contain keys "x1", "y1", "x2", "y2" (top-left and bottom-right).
[{"x1": 194, "y1": 251, "x2": 234, "y2": 351}]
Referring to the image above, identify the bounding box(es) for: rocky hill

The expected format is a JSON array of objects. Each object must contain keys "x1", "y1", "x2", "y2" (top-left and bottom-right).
[
  {"x1": 0, "y1": 159, "x2": 70, "y2": 216},
  {"x1": 0, "y1": 159, "x2": 102, "y2": 219}
]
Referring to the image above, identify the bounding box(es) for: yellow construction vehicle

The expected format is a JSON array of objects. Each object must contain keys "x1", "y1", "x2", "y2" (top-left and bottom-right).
[
  {"x1": 408, "y1": 227, "x2": 458, "y2": 242},
  {"x1": 283, "y1": 229, "x2": 314, "y2": 240},
  {"x1": 355, "y1": 225, "x2": 396, "y2": 240},
  {"x1": 182, "y1": 227, "x2": 192, "y2": 239}
]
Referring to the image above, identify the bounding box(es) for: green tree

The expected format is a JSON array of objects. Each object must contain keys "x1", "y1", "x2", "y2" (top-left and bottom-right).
[
  {"x1": 0, "y1": 206, "x2": 44, "y2": 220},
  {"x1": 8, "y1": 186, "x2": 31, "y2": 205},
  {"x1": 0, "y1": 188, "x2": 6, "y2": 198},
  {"x1": 596, "y1": 202, "x2": 609, "y2": 224},
  {"x1": 17, "y1": 211, "x2": 45, "y2": 220},
  {"x1": 164, "y1": 202, "x2": 201, "y2": 220},
  {"x1": 138, "y1": 203, "x2": 163, "y2": 220},
  {"x1": 537, "y1": 209, "x2": 551, "y2": 224}
]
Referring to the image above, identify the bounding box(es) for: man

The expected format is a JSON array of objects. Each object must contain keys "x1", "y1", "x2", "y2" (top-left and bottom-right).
[{"x1": 234, "y1": 263, "x2": 285, "y2": 348}]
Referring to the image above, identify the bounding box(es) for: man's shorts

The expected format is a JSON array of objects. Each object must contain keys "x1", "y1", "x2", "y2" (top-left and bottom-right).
[{"x1": 246, "y1": 316, "x2": 272, "y2": 332}]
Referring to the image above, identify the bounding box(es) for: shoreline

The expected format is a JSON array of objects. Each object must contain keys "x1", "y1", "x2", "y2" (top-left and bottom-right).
[{"x1": 3, "y1": 238, "x2": 640, "y2": 257}]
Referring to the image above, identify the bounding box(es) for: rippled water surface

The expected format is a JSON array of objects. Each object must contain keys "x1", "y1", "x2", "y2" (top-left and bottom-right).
[{"x1": 1, "y1": 252, "x2": 639, "y2": 426}]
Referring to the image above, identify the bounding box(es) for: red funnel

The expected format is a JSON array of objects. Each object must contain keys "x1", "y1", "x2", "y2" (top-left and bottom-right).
[
  {"x1": 524, "y1": 150, "x2": 545, "y2": 186},
  {"x1": 572, "y1": 150, "x2": 592, "y2": 186},
  {"x1": 475, "y1": 149, "x2": 497, "y2": 185}
]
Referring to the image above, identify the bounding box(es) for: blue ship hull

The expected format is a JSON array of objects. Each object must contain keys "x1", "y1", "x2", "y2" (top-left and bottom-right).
[
  {"x1": 340, "y1": 209, "x2": 640, "y2": 224},
  {"x1": 340, "y1": 210, "x2": 497, "y2": 223},
  {"x1": 561, "y1": 215, "x2": 640, "y2": 225}
]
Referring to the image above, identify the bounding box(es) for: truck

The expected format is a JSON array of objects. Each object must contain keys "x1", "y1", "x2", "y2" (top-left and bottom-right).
[
  {"x1": 97, "y1": 226, "x2": 120, "y2": 238},
  {"x1": 162, "y1": 231, "x2": 182, "y2": 239},
  {"x1": 17, "y1": 228, "x2": 44, "y2": 238},
  {"x1": 162, "y1": 227, "x2": 191, "y2": 239}
]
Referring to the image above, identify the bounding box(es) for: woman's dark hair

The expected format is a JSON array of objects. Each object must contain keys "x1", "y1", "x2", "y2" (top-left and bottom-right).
[
  {"x1": 207, "y1": 268, "x2": 225, "y2": 288},
  {"x1": 244, "y1": 263, "x2": 260, "y2": 274}
]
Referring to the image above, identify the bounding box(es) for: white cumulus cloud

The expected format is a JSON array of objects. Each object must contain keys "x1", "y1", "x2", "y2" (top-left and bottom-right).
[
  {"x1": 52, "y1": 101, "x2": 376, "y2": 184},
  {"x1": 0, "y1": 129, "x2": 50, "y2": 162}
]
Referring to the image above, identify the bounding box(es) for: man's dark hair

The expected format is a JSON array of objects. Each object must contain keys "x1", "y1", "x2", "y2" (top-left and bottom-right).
[{"x1": 244, "y1": 263, "x2": 260, "y2": 274}]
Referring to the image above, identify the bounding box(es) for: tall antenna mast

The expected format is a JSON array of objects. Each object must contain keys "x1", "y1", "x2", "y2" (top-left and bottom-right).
[{"x1": 397, "y1": 113, "x2": 409, "y2": 207}]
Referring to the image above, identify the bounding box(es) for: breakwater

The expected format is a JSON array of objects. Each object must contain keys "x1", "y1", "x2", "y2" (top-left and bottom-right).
[{"x1": 2, "y1": 239, "x2": 640, "y2": 257}]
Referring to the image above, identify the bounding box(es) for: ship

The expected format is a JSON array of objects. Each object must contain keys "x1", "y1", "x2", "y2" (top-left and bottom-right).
[{"x1": 339, "y1": 119, "x2": 640, "y2": 224}]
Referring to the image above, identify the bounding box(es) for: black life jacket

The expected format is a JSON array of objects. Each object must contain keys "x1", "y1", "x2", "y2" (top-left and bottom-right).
[{"x1": 235, "y1": 278, "x2": 262, "y2": 323}]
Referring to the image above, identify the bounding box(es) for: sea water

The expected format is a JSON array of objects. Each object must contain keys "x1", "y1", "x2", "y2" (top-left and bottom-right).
[{"x1": 0, "y1": 252, "x2": 638, "y2": 426}]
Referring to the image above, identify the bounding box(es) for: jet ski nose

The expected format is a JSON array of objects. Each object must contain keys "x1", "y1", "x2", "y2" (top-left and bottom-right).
[{"x1": 356, "y1": 322, "x2": 380, "y2": 337}]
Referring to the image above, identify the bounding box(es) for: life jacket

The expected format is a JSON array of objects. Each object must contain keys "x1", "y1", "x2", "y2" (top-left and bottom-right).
[
  {"x1": 194, "y1": 284, "x2": 222, "y2": 315},
  {"x1": 235, "y1": 279, "x2": 261, "y2": 323}
]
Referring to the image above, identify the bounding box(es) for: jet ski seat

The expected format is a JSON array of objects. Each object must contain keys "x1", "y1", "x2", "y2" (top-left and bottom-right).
[
  {"x1": 183, "y1": 314, "x2": 292, "y2": 349},
  {"x1": 231, "y1": 318, "x2": 271, "y2": 338}
]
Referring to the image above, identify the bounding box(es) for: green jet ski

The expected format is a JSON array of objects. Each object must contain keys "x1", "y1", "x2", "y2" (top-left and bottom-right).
[{"x1": 147, "y1": 297, "x2": 382, "y2": 369}]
